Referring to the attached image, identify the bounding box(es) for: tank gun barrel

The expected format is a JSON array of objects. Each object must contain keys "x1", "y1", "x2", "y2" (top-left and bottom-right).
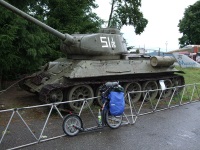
[
  {"x1": 0, "y1": 0, "x2": 128, "y2": 56},
  {"x1": 0, "y1": 0, "x2": 74, "y2": 43}
]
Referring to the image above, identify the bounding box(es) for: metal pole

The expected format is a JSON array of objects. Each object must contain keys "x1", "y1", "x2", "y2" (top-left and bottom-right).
[{"x1": 165, "y1": 41, "x2": 168, "y2": 52}]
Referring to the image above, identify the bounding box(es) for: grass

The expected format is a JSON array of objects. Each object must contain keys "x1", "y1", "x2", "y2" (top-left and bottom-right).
[
  {"x1": 170, "y1": 66, "x2": 200, "y2": 104},
  {"x1": 175, "y1": 66, "x2": 200, "y2": 84},
  {"x1": 129, "y1": 67, "x2": 200, "y2": 111}
]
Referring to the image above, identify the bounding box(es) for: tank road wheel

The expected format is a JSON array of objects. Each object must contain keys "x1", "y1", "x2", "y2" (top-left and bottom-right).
[
  {"x1": 67, "y1": 85, "x2": 94, "y2": 112},
  {"x1": 124, "y1": 82, "x2": 142, "y2": 103},
  {"x1": 159, "y1": 79, "x2": 173, "y2": 98},
  {"x1": 46, "y1": 89, "x2": 63, "y2": 103},
  {"x1": 142, "y1": 81, "x2": 158, "y2": 101},
  {"x1": 95, "y1": 85, "x2": 103, "y2": 106}
]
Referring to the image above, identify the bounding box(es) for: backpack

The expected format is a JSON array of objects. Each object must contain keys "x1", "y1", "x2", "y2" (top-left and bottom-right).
[{"x1": 108, "y1": 91, "x2": 125, "y2": 116}]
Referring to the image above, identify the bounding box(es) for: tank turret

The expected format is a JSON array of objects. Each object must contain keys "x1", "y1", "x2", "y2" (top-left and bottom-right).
[
  {"x1": 0, "y1": 0, "x2": 185, "y2": 112},
  {"x1": 0, "y1": 0, "x2": 127, "y2": 58}
]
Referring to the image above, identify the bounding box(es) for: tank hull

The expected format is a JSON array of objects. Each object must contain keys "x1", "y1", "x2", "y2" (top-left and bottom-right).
[
  {"x1": 20, "y1": 56, "x2": 181, "y2": 93},
  {"x1": 19, "y1": 55, "x2": 185, "y2": 112}
]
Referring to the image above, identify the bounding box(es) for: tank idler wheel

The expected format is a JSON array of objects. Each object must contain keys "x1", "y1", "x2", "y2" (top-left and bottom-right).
[
  {"x1": 172, "y1": 76, "x2": 185, "y2": 93},
  {"x1": 67, "y1": 85, "x2": 94, "y2": 112},
  {"x1": 159, "y1": 79, "x2": 173, "y2": 98},
  {"x1": 172, "y1": 76, "x2": 184, "y2": 87},
  {"x1": 124, "y1": 82, "x2": 142, "y2": 103},
  {"x1": 142, "y1": 81, "x2": 158, "y2": 101}
]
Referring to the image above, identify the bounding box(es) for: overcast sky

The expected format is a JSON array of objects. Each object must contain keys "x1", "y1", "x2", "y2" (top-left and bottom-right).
[{"x1": 94, "y1": 0, "x2": 198, "y2": 52}]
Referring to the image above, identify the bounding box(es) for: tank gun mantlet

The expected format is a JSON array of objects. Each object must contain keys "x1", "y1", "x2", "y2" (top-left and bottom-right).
[{"x1": 63, "y1": 34, "x2": 75, "y2": 45}]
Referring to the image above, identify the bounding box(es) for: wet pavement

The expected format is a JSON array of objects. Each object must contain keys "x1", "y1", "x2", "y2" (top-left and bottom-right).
[{"x1": 17, "y1": 102, "x2": 200, "y2": 150}]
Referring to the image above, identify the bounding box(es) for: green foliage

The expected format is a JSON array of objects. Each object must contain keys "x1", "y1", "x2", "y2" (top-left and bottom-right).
[
  {"x1": 108, "y1": 0, "x2": 148, "y2": 34},
  {"x1": 0, "y1": 0, "x2": 103, "y2": 83},
  {"x1": 45, "y1": 0, "x2": 103, "y2": 52},
  {"x1": 178, "y1": 1, "x2": 200, "y2": 48},
  {"x1": 46, "y1": 0, "x2": 102, "y2": 33},
  {"x1": 0, "y1": 10, "x2": 52, "y2": 79}
]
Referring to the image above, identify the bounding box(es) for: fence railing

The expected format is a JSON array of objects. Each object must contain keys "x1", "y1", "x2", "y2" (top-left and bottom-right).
[
  {"x1": 127, "y1": 83, "x2": 200, "y2": 124},
  {"x1": 0, "y1": 83, "x2": 200, "y2": 150}
]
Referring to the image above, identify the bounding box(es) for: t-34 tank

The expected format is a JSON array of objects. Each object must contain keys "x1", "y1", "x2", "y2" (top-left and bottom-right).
[{"x1": 0, "y1": 0, "x2": 184, "y2": 111}]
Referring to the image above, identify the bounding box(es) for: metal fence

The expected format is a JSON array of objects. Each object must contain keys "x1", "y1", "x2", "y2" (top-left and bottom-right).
[{"x1": 0, "y1": 83, "x2": 200, "y2": 150}]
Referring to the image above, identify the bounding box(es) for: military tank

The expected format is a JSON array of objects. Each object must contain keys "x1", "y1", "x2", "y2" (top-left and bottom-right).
[{"x1": 0, "y1": 0, "x2": 184, "y2": 111}]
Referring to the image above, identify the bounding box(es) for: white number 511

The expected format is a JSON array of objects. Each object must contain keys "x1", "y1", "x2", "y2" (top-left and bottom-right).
[{"x1": 100, "y1": 37, "x2": 116, "y2": 48}]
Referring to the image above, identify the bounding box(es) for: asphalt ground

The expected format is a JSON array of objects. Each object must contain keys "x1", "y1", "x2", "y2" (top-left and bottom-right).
[{"x1": 1, "y1": 101, "x2": 200, "y2": 150}]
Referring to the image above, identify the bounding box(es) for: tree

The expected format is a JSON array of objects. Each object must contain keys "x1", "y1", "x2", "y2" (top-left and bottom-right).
[
  {"x1": 45, "y1": 0, "x2": 103, "y2": 52},
  {"x1": 178, "y1": 1, "x2": 200, "y2": 48},
  {"x1": 0, "y1": 0, "x2": 56, "y2": 89},
  {"x1": 0, "y1": 0, "x2": 103, "y2": 89},
  {"x1": 107, "y1": 0, "x2": 148, "y2": 34}
]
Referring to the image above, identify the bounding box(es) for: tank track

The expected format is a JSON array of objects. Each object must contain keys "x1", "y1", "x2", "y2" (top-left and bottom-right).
[{"x1": 39, "y1": 73, "x2": 184, "y2": 104}]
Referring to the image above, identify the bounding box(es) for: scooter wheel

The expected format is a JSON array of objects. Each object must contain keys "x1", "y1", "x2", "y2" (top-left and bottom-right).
[
  {"x1": 62, "y1": 114, "x2": 82, "y2": 136},
  {"x1": 105, "y1": 110, "x2": 123, "y2": 129}
]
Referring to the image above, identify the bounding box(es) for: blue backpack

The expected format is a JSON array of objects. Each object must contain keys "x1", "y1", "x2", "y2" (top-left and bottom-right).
[{"x1": 108, "y1": 91, "x2": 125, "y2": 116}]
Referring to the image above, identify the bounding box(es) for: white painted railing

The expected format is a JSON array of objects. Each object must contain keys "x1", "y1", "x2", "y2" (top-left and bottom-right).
[{"x1": 0, "y1": 83, "x2": 199, "y2": 150}]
